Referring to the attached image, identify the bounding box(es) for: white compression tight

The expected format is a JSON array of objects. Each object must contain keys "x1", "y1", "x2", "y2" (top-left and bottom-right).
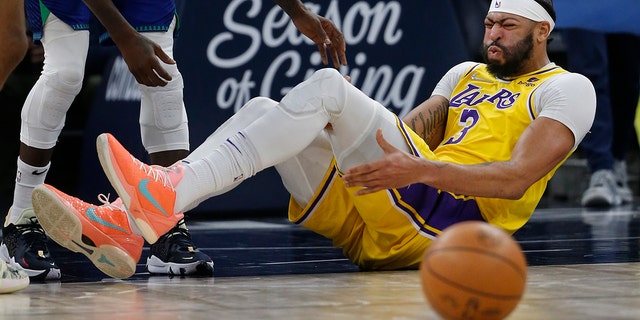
[
  {"x1": 137, "y1": 18, "x2": 189, "y2": 153},
  {"x1": 175, "y1": 68, "x2": 411, "y2": 212},
  {"x1": 20, "y1": 14, "x2": 89, "y2": 149}
]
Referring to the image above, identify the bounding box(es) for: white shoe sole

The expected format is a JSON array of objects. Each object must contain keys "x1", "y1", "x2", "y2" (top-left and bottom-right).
[{"x1": 146, "y1": 255, "x2": 214, "y2": 276}]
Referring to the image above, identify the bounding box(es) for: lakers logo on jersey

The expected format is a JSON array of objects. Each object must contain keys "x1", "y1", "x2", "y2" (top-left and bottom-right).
[{"x1": 449, "y1": 83, "x2": 520, "y2": 109}]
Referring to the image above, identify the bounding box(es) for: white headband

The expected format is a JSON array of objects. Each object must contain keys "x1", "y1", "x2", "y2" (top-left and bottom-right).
[{"x1": 488, "y1": 0, "x2": 555, "y2": 33}]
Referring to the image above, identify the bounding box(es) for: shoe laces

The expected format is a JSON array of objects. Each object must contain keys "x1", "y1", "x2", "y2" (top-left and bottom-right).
[
  {"x1": 152, "y1": 220, "x2": 197, "y2": 256},
  {"x1": 132, "y1": 156, "x2": 177, "y2": 191},
  {"x1": 63, "y1": 192, "x2": 120, "y2": 213},
  {"x1": 12, "y1": 217, "x2": 49, "y2": 252},
  {"x1": 96, "y1": 193, "x2": 124, "y2": 211},
  {"x1": 589, "y1": 170, "x2": 616, "y2": 189}
]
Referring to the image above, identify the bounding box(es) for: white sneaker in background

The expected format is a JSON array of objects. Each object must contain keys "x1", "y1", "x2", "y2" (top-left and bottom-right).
[
  {"x1": 581, "y1": 169, "x2": 621, "y2": 207},
  {"x1": 0, "y1": 259, "x2": 29, "y2": 294},
  {"x1": 613, "y1": 160, "x2": 633, "y2": 204}
]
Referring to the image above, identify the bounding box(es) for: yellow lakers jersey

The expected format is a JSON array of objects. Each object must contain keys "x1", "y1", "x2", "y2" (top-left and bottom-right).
[{"x1": 435, "y1": 63, "x2": 569, "y2": 233}]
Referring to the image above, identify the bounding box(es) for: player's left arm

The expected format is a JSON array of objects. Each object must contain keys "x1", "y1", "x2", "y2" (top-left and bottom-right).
[
  {"x1": 342, "y1": 117, "x2": 574, "y2": 198},
  {"x1": 274, "y1": 0, "x2": 347, "y2": 68},
  {"x1": 82, "y1": 0, "x2": 174, "y2": 87}
]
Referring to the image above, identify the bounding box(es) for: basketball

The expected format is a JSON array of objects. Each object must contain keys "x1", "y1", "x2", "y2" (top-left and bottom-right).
[{"x1": 420, "y1": 221, "x2": 527, "y2": 320}]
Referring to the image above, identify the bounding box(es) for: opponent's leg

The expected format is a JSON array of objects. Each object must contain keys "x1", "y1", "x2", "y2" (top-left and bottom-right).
[
  {"x1": 135, "y1": 18, "x2": 213, "y2": 275},
  {"x1": 2, "y1": 14, "x2": 88, "y2": 280},
  {"x1": 13, "y1": 14, "x2": 89, "y2": 220},
  {"x1": 137, "y1": 18, "x2": 189, "y2": 165}
]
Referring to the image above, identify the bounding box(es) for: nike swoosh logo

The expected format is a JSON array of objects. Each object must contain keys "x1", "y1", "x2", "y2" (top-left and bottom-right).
[
  {"x1": 32, "y1": 169, "x2": 48, "y2": 175},
  {"x1": 85, "y1": 208, "x2": 128, "y2": 233},
  {"x1": 471, "y1": 74, "x2": 493, "y2": 83},
  {"x1": 138, "y1": 179, "x2": 170, "y2": 217}
]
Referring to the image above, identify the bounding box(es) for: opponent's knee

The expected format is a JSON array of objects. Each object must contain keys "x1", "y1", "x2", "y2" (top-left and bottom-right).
[
  {"x1": 139, "y1": 67, "x2": 186, "y2": 131},
  {"x1": 20, "y1": 70, "x2": 84, "y2": 148},
  {"x1": 36, "y1": 71, "x2": 84, "y2": 127},
  {"x1": 139, "y1": 69, "x2": 189, "y2": 153},
  {"x1": 47, "y1": 67, "x2": 85, "y2": 94}
]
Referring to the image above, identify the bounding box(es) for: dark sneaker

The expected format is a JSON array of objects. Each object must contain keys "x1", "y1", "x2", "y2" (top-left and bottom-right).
[
  {"x1": 0, "y1": 208, "x2": 61, "y2": 280},
  {"x1": 146, "y1": 219, "x2": 213, "y2": 276}
]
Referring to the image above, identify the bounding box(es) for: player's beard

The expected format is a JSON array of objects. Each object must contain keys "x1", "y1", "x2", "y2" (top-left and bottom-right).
[{"x1": 482, "y1": 32, "x2": 534, "y2": 79}]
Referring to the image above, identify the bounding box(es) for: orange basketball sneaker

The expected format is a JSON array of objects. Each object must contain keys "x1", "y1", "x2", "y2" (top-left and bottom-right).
[
  {"x1": 96, "y1": 133, "x2": 184, "y2": 244},
  {"x1": 31, "y1": 184, "x2": 144, "y2": 279}
]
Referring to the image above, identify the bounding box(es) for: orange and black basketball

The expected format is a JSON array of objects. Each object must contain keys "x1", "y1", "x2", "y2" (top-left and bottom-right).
[{"x1": 420, "y1": 221, "x2": 527, "y2": 320}]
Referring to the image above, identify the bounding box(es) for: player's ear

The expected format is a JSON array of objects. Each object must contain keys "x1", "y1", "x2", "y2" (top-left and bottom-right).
[{"x1": 536, "y1": 21, "x2": 551, "y2": 43}]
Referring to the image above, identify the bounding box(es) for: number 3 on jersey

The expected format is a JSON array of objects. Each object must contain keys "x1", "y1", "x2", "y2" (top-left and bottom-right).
[{"x1": 444, "y1": 108, "x2": 479, "y2": 145}]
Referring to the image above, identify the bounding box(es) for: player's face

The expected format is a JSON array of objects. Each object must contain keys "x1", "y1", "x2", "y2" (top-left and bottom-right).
[{"x1": 481, "y1": 13, "x2": 536, "y2": 78}]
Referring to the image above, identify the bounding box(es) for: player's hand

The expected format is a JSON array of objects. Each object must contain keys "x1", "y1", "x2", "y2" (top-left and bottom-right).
[
  {"x1": 290, "y1": 11, "x2": 347, "y2": 68},
  {"x1": 118, "y1": 34, "x2": 175, "y2": 87},
  {"x1": 343, "y1": 129, "x2": 424, "y2": 195}
]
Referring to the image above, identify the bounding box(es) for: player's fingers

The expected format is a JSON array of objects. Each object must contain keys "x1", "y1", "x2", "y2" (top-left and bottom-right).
[
  {"x1": 154, "y1": 45, "x2": 176, "y2": 65},
  {"x1": 338, "y1": 50, "x2": 347, "y2": 66},
  {"x1": 316, "y1": 43, "x2": 329, "y2": 66},
  {"x1": 130, "y1": 70, "x2": 152, "y2": 87},
  {"x1": 150, "y1": 61, "x2": 172, "y2": 84},
  {"x1": 375, "y1": 129, "x2": 401, "y2": 155},
  {"x1": 327, "y1": 44, "x2": 340, "y2": 69},
  {"x1": 328, "y1": 34, "x2": 346, "y2": 67}
]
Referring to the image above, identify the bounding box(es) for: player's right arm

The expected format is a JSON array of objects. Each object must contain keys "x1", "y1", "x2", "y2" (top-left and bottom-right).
[
  {"x1": 400, "y1": 62, "x2": 475, "y2": 150},
  {"x1": 344, "y1": 73, "x2": 596, "y2": 199},
  {"x1": 402, "y1": 95, "x2": 449, "y2": 151},
  {"x1": 81, "y1": 0, "x2": 173, "y2": 87}
]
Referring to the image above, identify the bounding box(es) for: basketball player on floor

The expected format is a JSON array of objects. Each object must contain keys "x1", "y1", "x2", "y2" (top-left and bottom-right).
[
  {"x1": 33, "y1": 0, "x2": 595, "y2": 271},
  {"x1": 4, "y1": 0, "x2": 345, "y2": 280}
]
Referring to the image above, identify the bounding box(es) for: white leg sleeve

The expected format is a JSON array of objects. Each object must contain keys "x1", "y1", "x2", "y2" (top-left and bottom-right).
[
  {"x1": 184, "y1": 96, "x2": 332, "y2": 207},
  {"x1": 137, "y1": 18, "x2": 189, "y2": 153},
  {"x1": 183, "y1": 97, "x2": 276, "y2": 198},
  {"x1": 246, "y1": 68, "x2": 410, "y2": 171},
  {"x1": 175, "y1": 68, "x2": 408, "y2": 212},
  {"x1": 20, "y1": 14, "x2": 89, "y2": 149}
]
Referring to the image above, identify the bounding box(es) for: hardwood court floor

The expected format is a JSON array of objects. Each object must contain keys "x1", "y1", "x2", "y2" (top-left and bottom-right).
[{"x1": 2, "y1": 205, "x2": 640, "y2": 319}]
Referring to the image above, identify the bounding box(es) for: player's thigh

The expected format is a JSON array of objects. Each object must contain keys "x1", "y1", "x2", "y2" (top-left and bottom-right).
[{"x1": 276, "y1": 130, "x2": 333, "y2": 206}]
